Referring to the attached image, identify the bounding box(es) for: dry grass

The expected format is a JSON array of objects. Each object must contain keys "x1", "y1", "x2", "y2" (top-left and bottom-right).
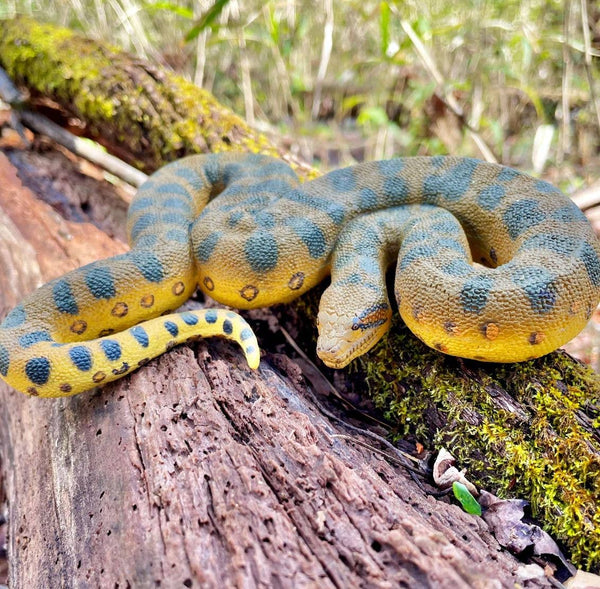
[{"x1": 2, "y1": 0, "x2": 599, "y2": 183}]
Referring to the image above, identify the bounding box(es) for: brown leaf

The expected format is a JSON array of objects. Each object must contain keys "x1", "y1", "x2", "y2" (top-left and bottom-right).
[{"x1": 480, "y1": 491, "x2": 576, "y2": 579}]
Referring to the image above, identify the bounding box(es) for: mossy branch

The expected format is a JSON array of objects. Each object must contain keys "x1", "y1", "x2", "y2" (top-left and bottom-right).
[{"x1": 0, "y1": 15, "x2": 313, "y2": 177}]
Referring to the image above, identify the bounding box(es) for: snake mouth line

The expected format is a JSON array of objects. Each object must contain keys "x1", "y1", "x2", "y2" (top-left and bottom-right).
[{"x1": 317, "y1": 325, "x2": 387, "y2": 369}]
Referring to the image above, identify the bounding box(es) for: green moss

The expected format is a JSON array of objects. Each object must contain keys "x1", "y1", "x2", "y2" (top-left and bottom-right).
[{"x1": 370, "y1": 325, "x2": 600, "y2": 569}]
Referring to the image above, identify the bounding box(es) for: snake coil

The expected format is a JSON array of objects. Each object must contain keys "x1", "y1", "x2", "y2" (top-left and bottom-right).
[{"x1": 1, "y1": 153, "x2": 598, "y2": 397}]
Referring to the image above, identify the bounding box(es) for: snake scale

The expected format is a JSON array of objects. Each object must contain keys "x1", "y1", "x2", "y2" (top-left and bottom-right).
[{"x1": 1, "y1": 153, "x2": 599, "y2": 397}]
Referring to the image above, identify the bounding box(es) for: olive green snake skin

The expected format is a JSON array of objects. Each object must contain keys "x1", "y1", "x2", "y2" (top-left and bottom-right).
[{"x1": 1, "y1": 153, "x2": 599, "y2": 397}]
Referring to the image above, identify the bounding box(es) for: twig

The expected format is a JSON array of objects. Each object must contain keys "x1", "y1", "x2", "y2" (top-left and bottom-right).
[
  {"x1": 308, "y1": 390, "x2": 430, "y2": 489},
  {"x1": 277, "y1": 326, "x2": 428, "y2": 486},
  {"x1": 0, "y1": 65, "x2": 147, "y2": 187},
  {"x1": 19, "y1": 111, "x2": 148, "y2": 187},
  {"x1": 579, "y1": 0, "x2": 600, "y2": 133},
  {"x1": 571, "y1": 179, "x2": 600, "y2": 210},
  {"x1": 278, "y1": 325, "x2": 386, "y2": 428}
]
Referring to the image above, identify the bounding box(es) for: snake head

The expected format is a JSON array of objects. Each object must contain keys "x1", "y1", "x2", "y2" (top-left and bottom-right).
[{"x1": 316, "y1": 302, "x2": 392, "y2": 369}]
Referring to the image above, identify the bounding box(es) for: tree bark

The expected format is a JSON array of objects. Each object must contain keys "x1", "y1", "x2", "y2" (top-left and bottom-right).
[{"x1": 0, "y1": 16, "x2": 599, "y2": 585}]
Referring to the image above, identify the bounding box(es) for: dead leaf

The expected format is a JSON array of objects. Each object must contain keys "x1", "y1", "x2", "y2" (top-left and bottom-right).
[
  {"x1": 480, "y1": 491, "x2": 575, "y2": 580},
  {"x1": 432, "y1": 448, "x2": 478, "y2": 494}
]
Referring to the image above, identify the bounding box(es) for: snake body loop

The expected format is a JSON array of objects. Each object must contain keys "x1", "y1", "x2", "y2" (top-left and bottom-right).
[{"x1": 1, "y1": 153, "x2": 599, "y2": 396}]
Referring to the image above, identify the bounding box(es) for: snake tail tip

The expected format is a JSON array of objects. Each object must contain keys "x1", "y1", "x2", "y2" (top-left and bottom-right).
[{"x1": 246, "y1": 349, "x2": 261, "y2": 370}]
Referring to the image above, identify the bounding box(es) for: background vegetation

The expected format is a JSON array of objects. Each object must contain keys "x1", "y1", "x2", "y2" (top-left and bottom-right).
[{"x1": 2, "y1": 0, "x2": 599, "y2": 192}]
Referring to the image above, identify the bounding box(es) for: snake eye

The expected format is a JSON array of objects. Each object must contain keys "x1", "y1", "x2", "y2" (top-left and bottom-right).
[{"x1": 351, "y1": 320, "x2": 360, "y2": 331}]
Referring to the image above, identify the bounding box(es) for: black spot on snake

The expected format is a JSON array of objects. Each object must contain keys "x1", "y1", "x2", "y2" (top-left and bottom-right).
[
  {"x1": 240, "y1": 285, "x2": 259, "y2": 302},
  {"x1": 460, "y1": 275, "x2": 494, "y2": 314},
  {"x1": 529, "y1": 332, "x2": 545, "y2": 345},
  {"x1": 70, "y1": 320, "x2": 87, "y2": 335},
  {"x1": 100, "y1": 339, "x2": 122, "y2": 362},
  {"x1": 482, "y1": 323, "x2": 500, "y2": 341},
  {"x1": 288, "y1": 272, "x2": 305, "y2": 290},
  {"x1": 140, "y1": 294, "x2": 155, "y2": 308},
  {"x1": 172, "y1": 281, "x2": 186, "y2": 296},
  {"x1": 53, "y1": 281, "x2": 78, "y2": 315},
  {"x1": 70, "y1": 346, "x2": 93, "y2": 372},
  {"x1": 25, "y1": 356, "x2": 51, "y2": 385},
  {"x1": 205, "y1": 310, "x2": 218, "y2": 324},
  {"x1": 131, "y1": 326, "x2": 149, "y2": 347},
  {"x1": 182, "y1": 313, "x2": 199, "y2": 326},
  {"x1": 112, "y1": 362, "x2": 130, "y2": 375},
  {"x1": 443, "y1": 321, "x2": 457, "y2": 334},
  {"x1": 164, "y1": 321, "x2": 179, "y2": 337},
  {"x1": 111, "y1": 302, "x2": 129, "y2": 317},
  {"x1": 240, "y1": 328, "x2": 253, "y2": 341},
  {"x1": 19, "y1": 330, "x2": 53, "y2": 347},
  {"x1": 131, "y1": 250, "x2": 164, "y2": 283},
  {"x1": 85, "y1": 266, "x2": 116, "y2": 299},
  {"x1": 93, "y1": 371, "x2": 106, "y2": 383},
  {"x1": 244, "y1": 230, "x2": 279, "y2": 272}
]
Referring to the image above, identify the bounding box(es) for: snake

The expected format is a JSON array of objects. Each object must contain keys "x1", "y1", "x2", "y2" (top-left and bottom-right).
[{"x1": 0, "y1": 153, "x2": 599, "y2": 397}]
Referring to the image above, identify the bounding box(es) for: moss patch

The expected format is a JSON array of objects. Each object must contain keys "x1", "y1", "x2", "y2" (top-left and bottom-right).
[
  {"x1": 290, "y1": 291, "x2": 600, "y2": 571},
  {"x1": 368, "y1": 325, "x2": 600, "y2": 569}
]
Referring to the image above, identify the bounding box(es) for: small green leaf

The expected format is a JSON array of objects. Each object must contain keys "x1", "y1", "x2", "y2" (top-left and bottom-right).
[{"x1": 452, "y1": 482, "x2": 482, "y2": 516}]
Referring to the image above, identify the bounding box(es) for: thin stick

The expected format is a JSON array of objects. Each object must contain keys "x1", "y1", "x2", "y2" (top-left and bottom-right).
[
  {"x1": 399, "y1": 18, "x2": 497, "y2": 163},
  {"x1": 19, "y1": 111, "x2": 148, "y2": 187},
  {"x1": 0, "y1": 65, "x2": 147, "y2": 186},
  {"x1": 580, "y1": 0, "x2": 600, "y2": 132}
]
